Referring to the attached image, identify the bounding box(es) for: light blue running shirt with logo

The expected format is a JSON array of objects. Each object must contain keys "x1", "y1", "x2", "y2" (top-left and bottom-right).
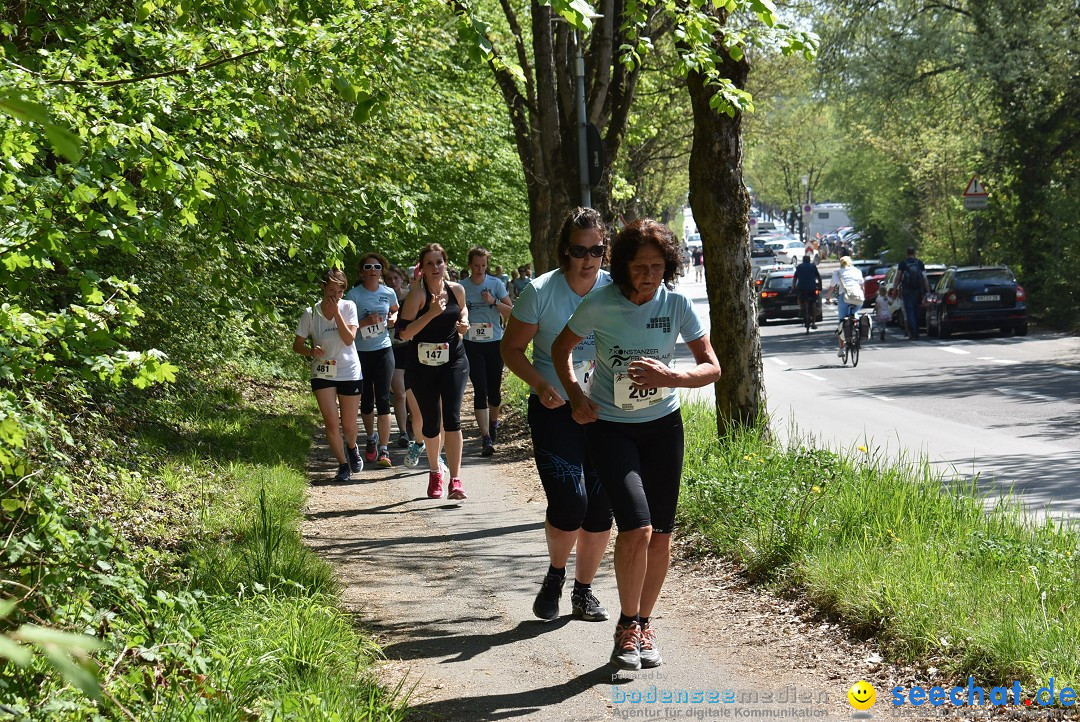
[
  {"x1": 566, "y1": 283, "x2": 705, "y2": 423},
  {"x1": 511, "y1": 268, "x2": 611, "y2": 400},
  {"x1": 344, "y1": 283, "x2": 399, "y2": 352},
  {"x1": 462, "y1": 274, "x2": 510, "y2": 342}
]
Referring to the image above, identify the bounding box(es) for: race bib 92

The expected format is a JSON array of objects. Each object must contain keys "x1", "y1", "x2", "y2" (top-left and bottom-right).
[{"x1": 467, "y1": 322, "x2": 494, "y2": 341}]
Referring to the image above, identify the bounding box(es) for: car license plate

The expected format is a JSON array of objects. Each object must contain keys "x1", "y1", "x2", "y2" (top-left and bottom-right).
[
  {"x1": 781, "y1": 304, "x2": 799, "y2": 311},
  {"x1": 974, "y1": 295, "x2": 1000, "y2": 302}
]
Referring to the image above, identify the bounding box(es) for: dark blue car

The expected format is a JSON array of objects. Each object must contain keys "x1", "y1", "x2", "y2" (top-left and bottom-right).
[{"x1": 925, "y1": 265, "x2": 1027, "y2": 337}]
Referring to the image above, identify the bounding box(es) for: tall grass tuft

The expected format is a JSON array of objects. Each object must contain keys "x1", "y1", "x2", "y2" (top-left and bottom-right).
[{"x1": 678, "y1": 400, "x2": 1080, "y2": 688}]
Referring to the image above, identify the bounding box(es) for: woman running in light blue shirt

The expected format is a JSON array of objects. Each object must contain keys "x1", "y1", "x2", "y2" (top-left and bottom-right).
[
  {"x1": 462, "y1": 247, "x2": 513, "y2": 457},
  {"x1": 345, "y1": 252, "x2": 400, "y2": 468},
  {"x1": 553, "y1": 219, "x2": 721, "y2": 672}
]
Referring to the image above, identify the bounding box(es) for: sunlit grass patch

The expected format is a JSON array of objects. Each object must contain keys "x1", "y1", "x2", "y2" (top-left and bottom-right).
[{"x1": 678, "y1": 400, "x2": 1080, "y2": 688}]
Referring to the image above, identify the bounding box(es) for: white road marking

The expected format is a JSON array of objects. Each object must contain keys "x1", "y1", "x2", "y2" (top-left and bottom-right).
[
  {"x1": 850, "y1": 388, "x2": 894, "y2": 402},
  {"x1": 1060, "y1": 369, "x2": 1080, "y2": 375},
  {"x1": 799, "y1": 372, "x2": 827, "y2": 382},
  {"x1": 940, "y1": 347, "x2": 970, "y2": 355},
  {"x1": 990, "y1": 359, "x2": 1020, "y2": 365},
  {"x1": 769, "y1": 357, "x2": 789, "y2": 367},
  {"x1": 994, "y1": 387, "x2": 1056, "y2": 403}
]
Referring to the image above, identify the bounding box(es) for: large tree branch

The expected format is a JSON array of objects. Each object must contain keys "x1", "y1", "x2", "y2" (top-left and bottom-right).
[
  {"x1": 49, "y1": 48, "x2": 267, "y2": 86},
  {"x1": 555, "y1": 24, "x2": 576, "y2": 134},
  {"x1": 498, "y1": 0, "x2": 537, "y2": 112},
  {"x1": 532, "y1": 4, "x2": 563, "y2": 182},
  {"x1": 586, "y1": 0, "x2": 615, "y2": 123}
]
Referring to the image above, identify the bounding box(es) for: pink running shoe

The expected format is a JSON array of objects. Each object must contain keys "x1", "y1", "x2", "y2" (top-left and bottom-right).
[
  {"x1": 448, "y1": 477, "x2": 467, "y2": 500},
  {"x1": 427, "y1": 471, "x2": 443, "y2": 499}
]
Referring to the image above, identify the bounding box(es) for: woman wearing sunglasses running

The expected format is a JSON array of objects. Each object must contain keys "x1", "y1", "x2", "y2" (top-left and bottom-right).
[
  {"x1": 501, "y1": 207, "x2": 614, "y2": 624},
  {"x1": 345, "y1": 253, "x2": 400, "y2": 468},
  {"x1": 552, "y1": 219, "x2": 721, "y2": 671}
]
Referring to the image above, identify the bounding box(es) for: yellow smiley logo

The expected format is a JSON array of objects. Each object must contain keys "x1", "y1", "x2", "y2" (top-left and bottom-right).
[{"x1": 848, "y1": 680, "x2": 876, "y2": 711}]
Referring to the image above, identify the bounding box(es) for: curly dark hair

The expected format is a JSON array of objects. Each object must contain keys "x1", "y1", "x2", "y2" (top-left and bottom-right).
[
  {"x1": 555, "y1": 207, "x2": 609, "y2": 272},
  {"x1": 609, "y1": 219, "x2": 681, "y2": 297}
]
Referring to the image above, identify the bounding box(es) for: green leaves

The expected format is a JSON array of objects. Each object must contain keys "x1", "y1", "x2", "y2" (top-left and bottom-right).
[{"x1": 0, "y1": 93, "x2": 83, "y2": 162}]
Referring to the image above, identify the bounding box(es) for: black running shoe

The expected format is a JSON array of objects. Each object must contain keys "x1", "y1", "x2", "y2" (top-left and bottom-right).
[
  {"x1": 334, "y1": 463, "x2": 351, "y2": 483},
  {"x1": 571, "y1": 587, "x2": 609, "y2": 622},
  {"x1": 481, "y1": 435, "x2": 494, "y2": 457},
  {"x1": 532, "y1": 573, "x2": 564, "y2": 620},
  {"x1": 346, "y1": 445, "x2": 363, "y2": 473},
  {"x1": 489, "y1": 421, "x2": 500, "y2": 444}
]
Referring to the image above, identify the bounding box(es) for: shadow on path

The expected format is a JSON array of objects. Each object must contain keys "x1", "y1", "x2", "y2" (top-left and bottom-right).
[{"x1": 404, "y1": 663, "x2": 613, "y2": 721}]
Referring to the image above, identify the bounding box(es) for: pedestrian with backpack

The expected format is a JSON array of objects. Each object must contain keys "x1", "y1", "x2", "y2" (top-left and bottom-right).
[{"x1": 893, "y1": 246, "x2": 928, "y2": 340}]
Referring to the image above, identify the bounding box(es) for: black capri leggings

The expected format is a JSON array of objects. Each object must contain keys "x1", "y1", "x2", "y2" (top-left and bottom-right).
[
  {"x1": 407, "y1": 351, "x2": 469, "y2": 439},
  {"x1": 358, "y1": 347, "x2": 394, "y2": 416},
  {"x1": 584, "y1": 410, "x2": 684, "y2": 534},
  {"x1": 464, "y1": 340, "x2": 504, "y2": 409},
  {"x1": 528, "y1": 395, "x2": 613, "y2": 533}
]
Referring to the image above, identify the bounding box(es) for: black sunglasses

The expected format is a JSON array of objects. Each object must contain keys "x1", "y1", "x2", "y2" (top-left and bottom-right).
[
  {"x1": 362, "y1": 263, "x2": 383, "y2": 271},
  {"x1": 568, "y1": 244, "x2": 606, "y2": 259}
]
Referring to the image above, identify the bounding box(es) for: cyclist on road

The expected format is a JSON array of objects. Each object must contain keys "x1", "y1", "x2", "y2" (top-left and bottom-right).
[
  {"x1": 793, "y1": 254, "x2": 822, "y2": 329},
  {"x1": 829, "y1": 256, "x2": 865, "y2": 358}
]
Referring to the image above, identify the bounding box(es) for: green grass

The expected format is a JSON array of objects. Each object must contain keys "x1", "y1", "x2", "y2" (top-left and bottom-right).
[
  {"x1": 3, "y1": 377, "x2": 407, "y2": 720},
  {"x1": 678, "y1": 400, "x2": 1080, "y2": 690},
  {"x1": 502, "y1": 368, "x2": 532, "y2": 420}
]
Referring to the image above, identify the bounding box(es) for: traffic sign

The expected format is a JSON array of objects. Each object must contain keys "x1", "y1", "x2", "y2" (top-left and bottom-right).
[
  {"x1": 964, "y1": 196, "x2": 988, "y2": 210},
  {"x1": 803, "y1": 204, "x2": 812, "y2": 213},
  {"x1": 962, "y1": 176, "x2": 988, "y2": 197}
]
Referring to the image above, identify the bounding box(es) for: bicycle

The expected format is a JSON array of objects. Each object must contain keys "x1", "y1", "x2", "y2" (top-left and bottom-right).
[{"x1": 838, "y1": 312, "x2": 862, "y2": 367}]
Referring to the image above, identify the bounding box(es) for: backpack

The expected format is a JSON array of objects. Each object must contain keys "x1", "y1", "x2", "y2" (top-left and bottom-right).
[{"x1": 901, "y1": 259, "x2": 924, "y2": 290}]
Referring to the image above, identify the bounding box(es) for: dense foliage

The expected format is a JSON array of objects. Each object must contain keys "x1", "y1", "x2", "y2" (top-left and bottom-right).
[{"x1": 1, "y1": 0, "x2": 527, "y2": 713}]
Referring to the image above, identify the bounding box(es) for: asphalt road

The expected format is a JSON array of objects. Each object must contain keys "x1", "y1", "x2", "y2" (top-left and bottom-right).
[{"x1": 672, "y1": 273, "x2": 1080, "y2": 522}]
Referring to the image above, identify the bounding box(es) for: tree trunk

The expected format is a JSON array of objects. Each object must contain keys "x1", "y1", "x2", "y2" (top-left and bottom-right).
[{"x1": 685, "y1": 26, "x2": 764, "y2": 435}]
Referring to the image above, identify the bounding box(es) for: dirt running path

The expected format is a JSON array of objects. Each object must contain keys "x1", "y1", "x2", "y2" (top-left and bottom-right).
[{"x1": 301, "y1": 421, "x2": 907, "y2": 721}]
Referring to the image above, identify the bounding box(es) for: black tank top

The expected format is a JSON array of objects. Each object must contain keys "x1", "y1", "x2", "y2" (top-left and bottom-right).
[{"x1": 413, "y1": 278, "x2": 463, "y2": 350}]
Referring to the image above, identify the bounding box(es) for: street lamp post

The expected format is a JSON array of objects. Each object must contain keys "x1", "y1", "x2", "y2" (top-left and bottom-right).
[{"x1": 800, "y1": 175, "x2": 809, "y2": 245}]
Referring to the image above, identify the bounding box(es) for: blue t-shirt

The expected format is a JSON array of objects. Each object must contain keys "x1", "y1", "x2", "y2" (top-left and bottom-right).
[
  {"x1": 567, "y1": 283, "x2": 706, "y2": 423},
  {"x1": 511, "y1": 269, "x2": 611, "y2": 400},
  {"x1": 344, "y1": 283, "x2": 399, "y2": 352},
  {"x1": 462, "y1": 274, "x2": 510, "y2": 342}
]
